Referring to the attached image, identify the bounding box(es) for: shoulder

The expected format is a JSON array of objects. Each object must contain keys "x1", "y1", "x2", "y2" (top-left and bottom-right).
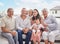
[
  {"x1": 15, "y1": 16, "x2": 21, "y2": 20},
  {"x1": 2, "y1": 16, "x2": 7, "y2": 20},
  {"x1": 48, "y1": 15, "x2": 56, "y2": 21},
  {"x1": 48, "y1": 15, "x2": 55, "y2": 18}
]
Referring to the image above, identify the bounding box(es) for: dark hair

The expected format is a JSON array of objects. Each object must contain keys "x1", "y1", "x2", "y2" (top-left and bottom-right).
[
  {"x1": 7, "y1": 8, "x2": 13, "y2": 12},
  {"x1": 32, "y1": 9, "x2": 40, "y2": 20}
]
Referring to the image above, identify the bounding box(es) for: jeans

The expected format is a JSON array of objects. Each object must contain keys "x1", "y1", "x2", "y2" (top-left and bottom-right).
[{"x1": 17, "y1": 29, "x2": 32, "y2": 44}]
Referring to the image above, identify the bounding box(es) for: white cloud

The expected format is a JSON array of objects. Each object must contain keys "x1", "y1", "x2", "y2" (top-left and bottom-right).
[
  {"x1": 49, "y1": 0, "x2": 60, "y2": 9},
  {"x1": 0, "y1": 2, "x2": 4, "y2": 7},
  {"x1": 53, "y1": 0, "x2": 60, "y2": 1},
  {"x1": 21, "y1": 0, "x2": 39, "y2": 3},
  {"x1": 13, "y1": 0, "x2": 60, "y2": 14}
]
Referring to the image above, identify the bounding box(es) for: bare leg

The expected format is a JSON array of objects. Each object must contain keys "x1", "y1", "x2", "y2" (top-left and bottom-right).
[
  {"x1": 44, "y1": 40, "x2": 49, "y2": 44},
  {"x1": 33, "y1": 41, "x2": 36, "y2": 44},
  {"x1": 50, "y1": 42, "x2": 54, "y2": 44},
  {"x1": 38, "y1": 42, "x2": 40, "y2": 44},
  {"x1": 33, "y1": 39, "x2": 36, "y2": 44}
]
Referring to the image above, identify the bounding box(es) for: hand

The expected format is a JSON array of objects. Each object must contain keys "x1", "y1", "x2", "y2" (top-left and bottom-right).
[
  {"x1": 23, "y1": 28, "x2": 29, "y2": 33},
  {"x1": 41, "y1": 20, "x2": 48, "y2": 27},
  {"x1": 44, "y1": 28, "x2": 48, "y2": 32},
  {"x1": 11, "y1": 31, "x2": 16, "y2": 36},
  {"x1": 33, "y1": 26, "x2": 37, "y2": 30},
  {"x1": 44, "y1": 23, "x2": 48, "y2": 27},
  {"x1": 22, "y1": 28, "x2": 25, "y2": 32}
]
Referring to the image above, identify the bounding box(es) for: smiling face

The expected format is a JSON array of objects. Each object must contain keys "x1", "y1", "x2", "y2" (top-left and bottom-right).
[
  {"x1": 33, "y1": 9, "x2": 38, "y2": 17},
  {"x1": 21, "y1": 8, "x2": 27, "y2": 16},
  {"x1": 7, "y1": 8, "x2": 14, "y2": 17}
]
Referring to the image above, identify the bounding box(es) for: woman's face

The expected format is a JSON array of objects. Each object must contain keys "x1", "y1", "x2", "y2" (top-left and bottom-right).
[{"x1": 33, "y1": 10, "x2": 38, "y2": 17}]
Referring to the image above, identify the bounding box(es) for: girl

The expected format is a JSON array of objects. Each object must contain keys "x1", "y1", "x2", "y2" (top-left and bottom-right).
[{"x1": 30, "y1": 18, "x2": 44, "y2": 44}]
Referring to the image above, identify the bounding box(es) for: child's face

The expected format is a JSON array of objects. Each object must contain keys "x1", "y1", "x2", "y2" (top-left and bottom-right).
[{"x1": 35, "y1": 19, "x2": 40, "y2": 24}]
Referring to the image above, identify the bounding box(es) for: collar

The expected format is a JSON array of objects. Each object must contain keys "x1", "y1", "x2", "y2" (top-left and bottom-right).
[{"x1": 6, "y1": 15, "x2": 13, "y2": 19}]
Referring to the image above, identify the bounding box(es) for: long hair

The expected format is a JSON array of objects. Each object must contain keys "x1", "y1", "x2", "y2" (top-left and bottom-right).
[{"x1": 32, "y1": 9, "x2": 40, "y2": 20}]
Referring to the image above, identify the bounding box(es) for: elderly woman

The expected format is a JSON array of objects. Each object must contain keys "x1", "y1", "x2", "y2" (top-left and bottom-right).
[{"x1": 42, "y1": 8, "x2": 60, "y2": 44}]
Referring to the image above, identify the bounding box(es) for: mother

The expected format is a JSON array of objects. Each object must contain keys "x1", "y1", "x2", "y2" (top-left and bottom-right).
[{"x1": 31, "y1": 9, "x2": 40, "y2": 25}]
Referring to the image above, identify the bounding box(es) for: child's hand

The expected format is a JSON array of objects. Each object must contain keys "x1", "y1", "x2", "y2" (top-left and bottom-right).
[
  {"x1": 33, "y1": 25, "x2": 37, "y2": 30},
  {"x1": 24, "y1": 28, "x2": 29, "y2": 33},
  {"x1": 44, "y1": 28, "x2": 48, "y2": 32}
]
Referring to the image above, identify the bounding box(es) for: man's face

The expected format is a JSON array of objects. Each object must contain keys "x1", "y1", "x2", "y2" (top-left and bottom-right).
[
  {"x1": 21, "y1": 8, "x2": 27, "y2": 16},
  {"x1": 7, "y1": 9, "x2": 14, "y2": 16}
]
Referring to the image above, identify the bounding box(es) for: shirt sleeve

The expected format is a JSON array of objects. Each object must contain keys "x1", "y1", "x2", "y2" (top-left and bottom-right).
[
  {"x1": 1, "y1": 18, "x2": 5, "y2": 27},
  {"x1": 26, "y1": 19, "x2": 31, "y2": 29},
  {"x1": 15, "y1": 18, "x2": 23, "y2": 30},
  {"x1": 48, "y1": 16, "x2": 57, "y2": 30}
]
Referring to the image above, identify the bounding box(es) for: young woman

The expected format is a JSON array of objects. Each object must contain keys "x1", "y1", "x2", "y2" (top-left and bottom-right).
[
  {"x1": 31, "y1": 9, "x2": 40, "y2": 25},
  {"x1": 31, "y1": 9, "x2": 44, "y2": 44}
]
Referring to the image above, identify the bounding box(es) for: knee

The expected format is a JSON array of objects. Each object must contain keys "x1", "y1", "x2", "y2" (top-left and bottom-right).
[
  {"x1": 17, "y1": 30, "x2": 22, "y2": 32},
  {"x1": 42, "y1": 31, "x2": 48, "y2": 40},
  {"x1": 7, "y1": 33, "x2": 13, "y2": 39},
  {"x1": 49, "y1": 32, "x2": 55, "y2": 42},
  {"x1": 14, "y1": 31, "x2": 18, "y2": 37},
  {"x1": 13, "y1": 31, "x2": 18, "y2": 35},
  {"x1": 49, "y1": 32, "x2": 55, "y2": 37},
  {"x1": 17, "y1": 30, "x2": 22, "y2": 35},
  {"x1": 42, "y1": 31, "x2": 48, "y2": 37}
]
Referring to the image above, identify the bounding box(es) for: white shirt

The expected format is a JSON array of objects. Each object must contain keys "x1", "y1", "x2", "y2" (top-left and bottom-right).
[{"x1": 16, "y1": 16, "x2": 31, "y2": 30}]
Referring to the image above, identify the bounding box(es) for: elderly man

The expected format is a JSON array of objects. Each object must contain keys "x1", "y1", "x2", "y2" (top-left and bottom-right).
[
  {"x1": 1, "y1": 8, "x2": 19, "y2": 44},
  {"x1": 16, "y1": 8, "x2": 32, "y2": 44},
  {"x1": 42, "y1": 8, "x2": 60, "y2": 44}
]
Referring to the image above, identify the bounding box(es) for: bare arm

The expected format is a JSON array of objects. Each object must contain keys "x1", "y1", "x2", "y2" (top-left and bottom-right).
[{"x1": 1, "y1": 27, "x2": 12, "y2": 33}]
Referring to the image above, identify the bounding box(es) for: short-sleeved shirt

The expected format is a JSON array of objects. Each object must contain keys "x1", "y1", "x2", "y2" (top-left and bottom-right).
[{"x1": 1, "y1": 15, "x2": 16, "y2": 30}]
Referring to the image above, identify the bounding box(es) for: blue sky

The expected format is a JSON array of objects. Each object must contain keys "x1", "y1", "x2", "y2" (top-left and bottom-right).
[
  {"x1": 0, "y1": 0, "x2": 60, "y2": 14},
  {"x1": 0, "y1": 0, "x2": 16, "y2": 11}
]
